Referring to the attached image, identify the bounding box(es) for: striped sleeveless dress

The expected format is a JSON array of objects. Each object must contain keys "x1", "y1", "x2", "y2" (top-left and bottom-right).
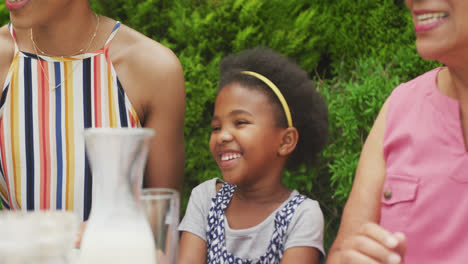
[{"x1": 0, "y1": 22, "x2": 140, "y2": 221}]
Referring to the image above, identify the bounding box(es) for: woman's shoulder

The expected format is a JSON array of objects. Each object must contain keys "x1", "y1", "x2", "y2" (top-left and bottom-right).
[
  {"x1": 103, "y1": 18, "x2": 185, "y2": 120},
  {"x1": 0, "y1": 24, "x2": 14, "y2": 56},
  {"x1": 0, "y1": 24, "x2": 11, "y2": 41},
  {"x1": 385, "y1": 67, "x2": 442, "y2": 118},
  {"x1": 391, "y1": 67, "x2": 442, "y2": 98},
  {"x1": 104, "y1": 18, "x2": 183, "y2": 87},
  {"x1": 0, "y1": 24, "x2": 15, "y2": 86},
  {"x1": 108, "y1": 20, "x2": 180, "y2": 68}
]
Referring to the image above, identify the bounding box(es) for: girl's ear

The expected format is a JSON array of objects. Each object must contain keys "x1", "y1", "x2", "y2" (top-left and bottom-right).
[{"x1": 278, "y1": 127, "x2": 298, "y2": 156}]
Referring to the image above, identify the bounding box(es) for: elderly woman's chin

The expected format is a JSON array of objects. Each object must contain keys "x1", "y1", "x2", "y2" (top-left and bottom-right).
[{"x1": 416, "y1": 37, "x2": 468, "y2": 66}]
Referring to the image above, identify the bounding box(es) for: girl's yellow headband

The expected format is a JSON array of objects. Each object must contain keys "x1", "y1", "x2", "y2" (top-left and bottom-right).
[{"x1": 241, "y1": 71, "x2": 293, "y2": 127}]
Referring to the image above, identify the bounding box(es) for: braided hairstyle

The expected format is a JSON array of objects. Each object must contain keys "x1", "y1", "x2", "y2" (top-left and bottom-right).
[{"x1": 218, "y1": 47, "x2": 328, "y2": 170}]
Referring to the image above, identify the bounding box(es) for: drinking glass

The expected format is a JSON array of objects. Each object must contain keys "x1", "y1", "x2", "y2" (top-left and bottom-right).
[{"x1": 141, "y1": 188, "x2": 180, "y2": 264}]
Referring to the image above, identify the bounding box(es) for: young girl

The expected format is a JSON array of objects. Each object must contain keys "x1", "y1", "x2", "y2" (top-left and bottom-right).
[{"x1": 178, "y1": 47, "x2": 329, "y2": 264}]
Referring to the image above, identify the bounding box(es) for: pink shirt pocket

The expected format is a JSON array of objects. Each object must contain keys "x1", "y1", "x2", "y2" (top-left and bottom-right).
[{"x1": 380, "y1": 174, "x2": 419, "y2": 232}]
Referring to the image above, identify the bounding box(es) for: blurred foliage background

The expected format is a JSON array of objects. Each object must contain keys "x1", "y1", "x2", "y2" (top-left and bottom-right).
[{"x1": 0, "y1": 0, "x2": 440, "y2": 251}]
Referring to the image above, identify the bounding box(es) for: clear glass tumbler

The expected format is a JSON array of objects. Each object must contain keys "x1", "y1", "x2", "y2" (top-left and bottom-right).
[{"x1": 141, "y1": 188, "x2": 180, "y2": 264}]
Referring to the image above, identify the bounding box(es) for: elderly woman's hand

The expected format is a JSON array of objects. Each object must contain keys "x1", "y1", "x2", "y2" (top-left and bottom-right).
[{"x1": 338, "y1": 222, "x2": 406, "y2": 264}]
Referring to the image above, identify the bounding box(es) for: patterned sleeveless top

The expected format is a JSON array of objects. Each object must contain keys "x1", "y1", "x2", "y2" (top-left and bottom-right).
[
  {"x1": 206, "y1": 182, "x2": 306, "y2": 264},
  {"x1": 0, "y1": 22, "x2": 140, "y2": 221}
]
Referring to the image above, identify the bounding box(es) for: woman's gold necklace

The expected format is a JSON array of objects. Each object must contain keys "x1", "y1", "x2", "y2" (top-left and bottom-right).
[
  {"x1": 30, "y1": 13, "x2": 100, "y2": 91},
  {"x1": 30, "y1": 13, "x2": 100, "y2": 57}
]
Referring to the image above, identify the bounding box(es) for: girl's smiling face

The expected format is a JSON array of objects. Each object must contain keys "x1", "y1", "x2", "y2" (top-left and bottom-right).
[
  {"x1": 405, "y1": 0, "x2": 468, "y2": 64},
  {"x1": 209, "y1": 83, "x2": 286, "y2": 187}
]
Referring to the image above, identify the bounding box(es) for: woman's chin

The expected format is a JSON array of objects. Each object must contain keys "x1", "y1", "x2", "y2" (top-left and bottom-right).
[
  {"x1": 9, "y1": 16, "x2": 33, "y2": 30},
  {"x1": 416, "y1": 42, "x2": 446, "y2": 62},
  {"x1": 415, "y1": 37, "x2": 468, "y2": 65}
]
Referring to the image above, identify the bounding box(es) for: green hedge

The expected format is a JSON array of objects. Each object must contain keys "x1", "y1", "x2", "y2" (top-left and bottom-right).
[{"x1": 1, "y1": 0, "x2": 440, "y2": 250}]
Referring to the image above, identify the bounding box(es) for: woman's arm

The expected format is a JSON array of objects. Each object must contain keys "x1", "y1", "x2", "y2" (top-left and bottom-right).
[
  {"x1": 138, "y1": 46, "x2": 186, "y2": 192},
  {"x1": 110, "y1": 24, "x2": 186, "y2": 193},
  {"x1": 281, "y1": 247, "x2": 321, "y2": 264},
  {"x1": 178, "y1": 231, "x2": 207, "y2": 264},
  {"x1": 326, "y1": 100, "x2": 406, "y2": 264}
]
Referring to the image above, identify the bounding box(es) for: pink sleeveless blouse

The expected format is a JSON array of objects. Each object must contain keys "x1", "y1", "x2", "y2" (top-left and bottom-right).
[{"x1": 381, "y1": 67, "x2": 468, "y2": 263}]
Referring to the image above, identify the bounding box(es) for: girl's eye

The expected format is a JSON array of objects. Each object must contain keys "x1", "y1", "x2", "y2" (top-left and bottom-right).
[
  {"x1": 211, "y1": 125, "x2": 221, "y2": 131},
  {"x1": 235, "y1": 120, "x2": 249, "y2": 126}
]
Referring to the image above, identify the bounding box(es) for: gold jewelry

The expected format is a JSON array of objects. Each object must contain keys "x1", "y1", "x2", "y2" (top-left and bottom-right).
[
  {"x1": 30, "y1": 13, "x2": 100, "y2": 91},
  {"x1": 30, "y1": 12, "x2": 100, "y2": 57},
  {"x1": 31, "y1": 43, "x2": 82, "y2": 92},
  {"x1": 30, "y1": 49, "x2": 80, "y2": 94},
  {"x1": 241, "y1": 71, "x2": 293, "y2": 127}
]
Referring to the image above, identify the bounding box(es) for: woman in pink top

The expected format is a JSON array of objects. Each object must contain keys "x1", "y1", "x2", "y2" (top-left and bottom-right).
[{"x1": 327, "y1": 1, "x2": 468, "y2": 263}]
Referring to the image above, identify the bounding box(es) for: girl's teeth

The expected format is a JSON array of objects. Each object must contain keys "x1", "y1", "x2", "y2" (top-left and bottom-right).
[{"x1": 221, "y1": 153, "x2": 240, "y2": 161}]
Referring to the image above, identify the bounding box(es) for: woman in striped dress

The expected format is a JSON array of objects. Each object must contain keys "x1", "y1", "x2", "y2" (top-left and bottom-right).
[{"x1": 0, "y1": 0, "x2": 186, "y2": 223}]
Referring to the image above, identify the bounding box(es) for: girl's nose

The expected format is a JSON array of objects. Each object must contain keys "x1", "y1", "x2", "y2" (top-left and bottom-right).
[{"x1": 218, "y1": 129, "x2": 233, "y2": 143}]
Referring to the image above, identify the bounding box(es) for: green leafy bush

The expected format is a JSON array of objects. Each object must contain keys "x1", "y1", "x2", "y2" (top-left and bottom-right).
[{"x1": 0, "y1": 4, "x2": 8, "y2": 25}]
